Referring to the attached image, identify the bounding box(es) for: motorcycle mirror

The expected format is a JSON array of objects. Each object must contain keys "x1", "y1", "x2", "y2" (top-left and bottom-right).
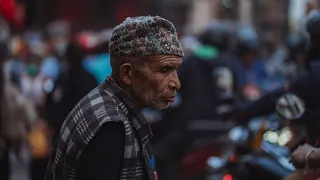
[{"x1": 276, "y1": 93, "x2": 305, "y2": 120}]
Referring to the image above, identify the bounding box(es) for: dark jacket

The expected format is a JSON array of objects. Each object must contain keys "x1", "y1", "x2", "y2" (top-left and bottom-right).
[
  {"x1": 45, "y1": 77, "x2": 157, "y2": 180},
  {"x1": 46, "y1": 66, "x2": 98, "y2": 137},
  {"x1": 168, "y1": 52, "x2": 242, "y2": 128}
]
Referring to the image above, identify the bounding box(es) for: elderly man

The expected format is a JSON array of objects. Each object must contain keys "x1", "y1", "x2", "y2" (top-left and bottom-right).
[{"x1": 44, "y1": 16, "x2": 183, "y2": 180}]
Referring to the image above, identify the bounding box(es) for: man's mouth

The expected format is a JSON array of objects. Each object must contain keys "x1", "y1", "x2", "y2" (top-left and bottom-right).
[{"x1": 165, "y1": 97, "x2": 175, "y2": 103}]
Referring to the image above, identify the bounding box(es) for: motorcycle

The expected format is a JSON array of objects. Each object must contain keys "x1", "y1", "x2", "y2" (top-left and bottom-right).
[
  {"x1": 176, "y1": 82, "x2": 261, "y2": 180},
  {"x1": 176, "y1": 67, "x2": 242, "y2": 180},
  {"x1": 276, "y1": 93, "x2": 320, "y2": 180},
  {"x1": 154, "y1": 69, "x2": 285, "y2": 179},
  {"x1": 205, "y1": 116, "x2": 295, "y2": 180},
  {"x1": 204, "y1": 86, "x2": 295, "y2": 180}
]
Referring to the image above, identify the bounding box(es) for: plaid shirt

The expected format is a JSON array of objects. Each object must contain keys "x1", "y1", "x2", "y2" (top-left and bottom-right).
[{"x1": 45, "y1": 77, "x2": 157, "y2": 180}]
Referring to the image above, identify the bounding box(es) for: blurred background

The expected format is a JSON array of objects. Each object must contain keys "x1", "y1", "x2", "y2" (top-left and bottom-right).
[{"x1": 0, "y1": 0, "x2": 320, "y2": 180}]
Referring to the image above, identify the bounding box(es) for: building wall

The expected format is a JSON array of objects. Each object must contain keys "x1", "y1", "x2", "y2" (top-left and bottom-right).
[
  {"x1": 186, "y1": 0, "x2": 219, "y2": 34},
  {"x1": 255, "y1": 0, "x2": 289, "y2": 42}
]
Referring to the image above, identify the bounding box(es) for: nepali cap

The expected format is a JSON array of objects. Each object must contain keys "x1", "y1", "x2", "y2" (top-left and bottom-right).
[{"x1": 109, "y1": 16, "x2": 184, "y2": 57}]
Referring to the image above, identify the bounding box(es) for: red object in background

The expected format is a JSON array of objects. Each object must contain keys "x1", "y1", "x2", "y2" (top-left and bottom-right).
[
  {"x1": 179, "y1": 145, "x2": 221, "y2": 179},
  {"x1": 0, "y1": 0, "x2": 15, "y2": 23},
  {"x1": 77, "y1": 32, "x2": 99, "y2": 52},
  {"x1": 0, "y1": 0, "x2": 25, "y2": 31},
  {"x1": 229, "y1": 155, "x2": 237, "y2": 162},
  {"x1": 223, "y1": 174, "x2": 233, "y2": 180},
  {"x1": 242, "y1": 83, "x2": 262, "y2": 101},
  {"x1": 13, "y1": 2, "x2": 25, "y2": 30},
  {"x1": 116, "y1": 0, "x2": 135, "y2": 23},
  {"x1": 316, "y1": 137, "x2": 320, "y2": 147}
]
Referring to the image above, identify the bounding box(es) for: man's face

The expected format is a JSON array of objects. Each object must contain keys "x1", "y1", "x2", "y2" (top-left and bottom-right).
[{"x1": 129, "y1": 55, "x2": 182, "y2": 109}]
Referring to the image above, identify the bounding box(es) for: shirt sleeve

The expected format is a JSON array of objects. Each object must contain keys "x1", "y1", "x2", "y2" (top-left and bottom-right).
[
  {"x1": 76, "y1": 122, "x2": 125, "y2": 180},
  {"x1": 236, "y1": 70, "x2": 317, "y2": 121}
]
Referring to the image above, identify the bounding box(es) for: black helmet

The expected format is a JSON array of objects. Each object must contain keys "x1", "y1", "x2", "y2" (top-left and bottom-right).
[
  {"x1": 285, "y1": 32, "x2": 308, "y2": 62},
  {"x1": 235, "y1": 26, "x2": 259, "y2": 54},
  {"x1": 305, "y1": 10, "x2": 320, "y2": 63},
  {"x1": 306, "y1": 10, "x2": 320, "y2": 39},
  {"x1": 198, "y1": 21, "x2": 237, "y2": 51}
]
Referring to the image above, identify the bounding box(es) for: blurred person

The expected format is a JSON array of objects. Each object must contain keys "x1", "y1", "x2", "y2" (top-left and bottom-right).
[
  {"x1": 233, "y1": 10, "x2": 320, "y2": 160},
  {"x1": 45, "y1": 16, "x2": 183, "y2": 180},
  {"x1": 45, "y1": 42, "x2": 98, "y2": 139},
  {"x1": 40, "y1": 37, "x2": 63, "y2": 94},
  {"x1": 259, "y1": 32, "x2": 277, "y2": 60},
  {"x1": 16, "y1": 52, "x2": 49, "y2": 180},
  {"x1": 197, "y1": 21, "x2": 244, "y2": 86},
  {"x1": 0, "y1": 42, "x2": 38, "y2": 180},
  {"x1": 234, "y1": 26, "x2": 270, "y2": 86},
  {"x1": 47, "y1": 21, "x2": 70, "y2": 58},
  {"x1": 20, "y1": 53, "x2": 46, "y2": 106},
  {"x1": 283, "y1": 32, "x2": 309, "y2": 79},
  {"x1": 29, "y1": 118, "x2": 52, "y2": 180},
  {"x1": 40, "y1": 55, "x2": 61, "y2": 81},
  {"x1": 168, "y1": 21, "x2": 243, "y2": 123},
  {"x1": 0, "y1": 3, "x2": 28, "y2": 179},
  {"x1": 179, "y1": 35, "x2": 200, "y2": 56},
  {"x1": 3, "y1": 34, "x2": 30, "y2": 90},
  {"x1": 260, "y1": 32, "x2": 288, "y2": 77},
  {"x1": 40, "y1": 38, "x2": 62, "y2": 96},
  {"x1": 4, "y1": 36, "x2": 25, "y2": 88}
]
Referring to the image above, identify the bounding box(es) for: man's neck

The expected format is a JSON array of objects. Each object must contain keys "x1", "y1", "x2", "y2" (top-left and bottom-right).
[{"x1": 111, "y1": 76, "x2": 145, "y2": 110}]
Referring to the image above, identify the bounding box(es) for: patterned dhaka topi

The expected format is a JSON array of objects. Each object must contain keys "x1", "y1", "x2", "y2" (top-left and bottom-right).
[{"x1": 109, "y1": 16, "x2": 184, "y2": 57}]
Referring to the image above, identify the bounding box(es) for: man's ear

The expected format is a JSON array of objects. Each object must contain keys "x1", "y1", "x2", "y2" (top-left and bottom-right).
[{"x1": 119, "y1": 63, "x2": 133, "y2": 85}]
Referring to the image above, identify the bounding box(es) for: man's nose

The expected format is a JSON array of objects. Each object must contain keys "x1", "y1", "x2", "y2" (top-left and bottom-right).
[{"x1": 168, "y1": 71, "x2": 181, "y2": 90}]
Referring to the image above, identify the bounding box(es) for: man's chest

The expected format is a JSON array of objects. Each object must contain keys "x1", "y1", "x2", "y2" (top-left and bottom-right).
[{"x1": 123, "y1": 136, "x2": 158, "y2": 180}]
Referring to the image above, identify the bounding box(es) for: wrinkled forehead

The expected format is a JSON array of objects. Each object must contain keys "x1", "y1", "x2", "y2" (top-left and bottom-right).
[{"x1": 141, "y1": 54, "x2": 182, "y2": 66}]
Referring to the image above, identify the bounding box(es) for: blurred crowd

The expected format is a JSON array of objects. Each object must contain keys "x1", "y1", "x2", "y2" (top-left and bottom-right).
[
  {"x1": 0, "y1": 1, "x2": 315, "y2": 180},
  {"x1": 0, "y1": 20, "x2": 116, "y2": 180}
]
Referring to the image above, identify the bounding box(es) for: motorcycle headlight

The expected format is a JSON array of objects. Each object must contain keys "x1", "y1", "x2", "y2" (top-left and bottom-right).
[
  {"x1": 263, "y1": 131, "x2": 279, "y2": 144},
  {"x1": 263, "y1": 128, "x2": 293, "y2": 146},
  {"x1": 278, "y1": 128, "x2": 293, "y2": 146}
]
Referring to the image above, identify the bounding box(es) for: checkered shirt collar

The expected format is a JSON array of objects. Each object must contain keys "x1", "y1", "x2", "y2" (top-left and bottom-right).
[{"x1": 101, "y1": 76, "x2": 153, "y2": 142}]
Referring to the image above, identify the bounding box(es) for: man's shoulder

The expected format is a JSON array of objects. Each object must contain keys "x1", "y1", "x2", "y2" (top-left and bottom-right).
[
  {"x1": 60, "y1": 86, "x2": 128, "y2": 140},
  {"x1": 55, "y1": 86, "x2": 130, "y2": 157},
  {"x1": 71, "y1": 85, "x2": 126, "y2": 122}
]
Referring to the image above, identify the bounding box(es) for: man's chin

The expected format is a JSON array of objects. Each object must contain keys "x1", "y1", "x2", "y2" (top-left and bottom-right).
[{"x1": 152, "y1": 102, "x2": 170, "y2": 110}]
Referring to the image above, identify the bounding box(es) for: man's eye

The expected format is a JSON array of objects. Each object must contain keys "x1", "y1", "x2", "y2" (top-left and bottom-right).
[{"x1": 160, "y1": 67, "x2": 170, "y2": 73}]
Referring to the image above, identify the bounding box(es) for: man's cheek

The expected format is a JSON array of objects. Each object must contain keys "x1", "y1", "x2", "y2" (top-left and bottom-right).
[{"x1": 152, "y1": 75, "x2": 166, "y2": 92}]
